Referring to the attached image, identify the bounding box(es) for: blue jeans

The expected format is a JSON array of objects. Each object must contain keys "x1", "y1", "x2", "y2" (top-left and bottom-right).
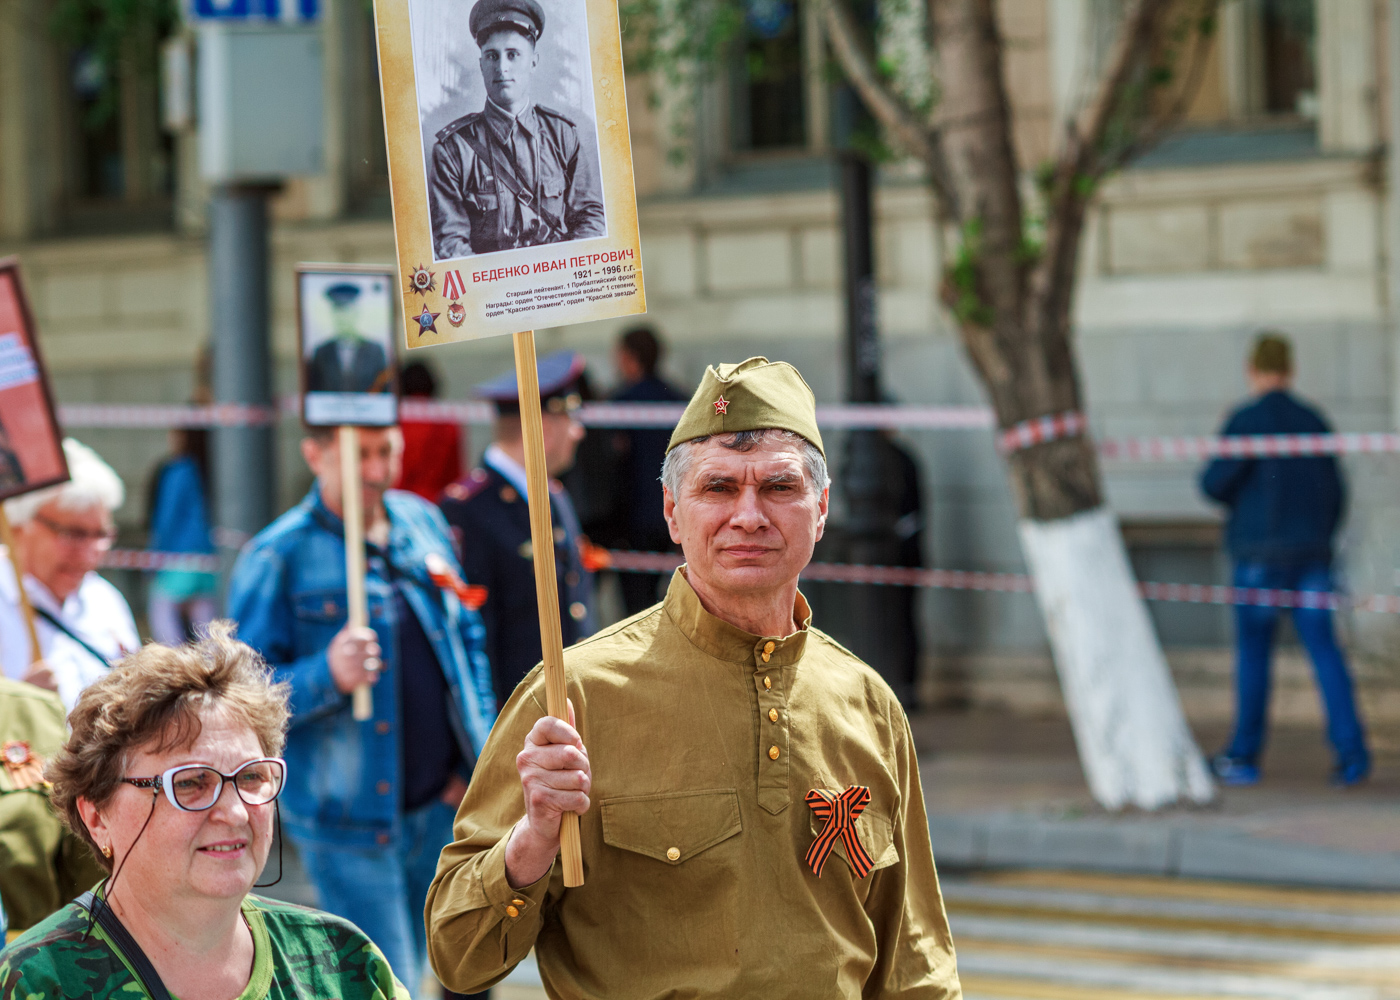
[
  {"x1": 294, "y1": 799, "x2": 464, "y2": 994},
  {"x1": 1226, "y1": 561, "x2": 1369, "y2": 769}
]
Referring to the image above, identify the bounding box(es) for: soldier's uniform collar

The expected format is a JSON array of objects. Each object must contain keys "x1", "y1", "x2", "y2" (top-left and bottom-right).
[
  {"x1": 663, "y1": 567, "x2": 810, "y2": 666},
  {"x1": 484, "y1": 99, "x2": 537, "y2": 139}
]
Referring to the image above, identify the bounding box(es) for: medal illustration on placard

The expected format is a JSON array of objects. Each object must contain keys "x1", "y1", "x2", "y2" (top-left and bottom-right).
[
  {"x1": 415, "y1": 305, "x2": 441, "y2": 336},
  {"x1": 407, "y1": 265, "x2": 436, "y2": 296}
]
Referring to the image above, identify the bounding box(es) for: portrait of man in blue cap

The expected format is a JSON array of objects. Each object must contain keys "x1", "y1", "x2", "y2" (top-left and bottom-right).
[
  {"x1": 425, "y1": 0, "x2": 607, "y2": 258},
  {"x1": 305, "y1": 282, "x2": 393, "y2": 395}
]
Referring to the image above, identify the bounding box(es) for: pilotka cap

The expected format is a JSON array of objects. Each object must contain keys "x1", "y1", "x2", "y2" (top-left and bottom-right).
[
  {"x1": 667, "y1": 356, "x2": 825, "y2": 457},
  {"x1": 470, "y1": 0, "x2": 545, "y2": 45}
]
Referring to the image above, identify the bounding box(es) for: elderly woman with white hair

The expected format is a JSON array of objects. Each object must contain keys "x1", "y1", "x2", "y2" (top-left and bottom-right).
[{"x1": 0, "y1": 438, "x2": 138, "y2": 710}]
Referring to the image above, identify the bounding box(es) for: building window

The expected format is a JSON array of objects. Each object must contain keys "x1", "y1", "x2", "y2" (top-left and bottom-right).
[
  {"x1": 1260, "y1": 0, "x2": 1316, "y2": 117},
  {"x1": 1215, "y1": 0, "x2": 1317, "y2": 123},
  {"x1": 729, "y1": 0, "x2": 807, "y2": 152},
  {"x1": 52, "y1": 0, "x2": 176, "y2": 233}
]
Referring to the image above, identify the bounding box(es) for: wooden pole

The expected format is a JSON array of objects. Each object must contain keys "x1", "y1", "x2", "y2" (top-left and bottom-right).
[
  {"x1": 0, "y1": 507, "x2": 41, "y2": 664},
  {"x1": 340, "y1": 425, "x2": 374, "y2": 721},
  {"x1": 512, "y1": 330, "x2": 585, "y2": 888}
]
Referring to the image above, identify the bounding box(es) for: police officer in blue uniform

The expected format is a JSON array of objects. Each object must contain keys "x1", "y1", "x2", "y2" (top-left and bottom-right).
[
  {"x1": 439, "y1": 350, "x2": 597, "y2": 706},
  {"x1": 428, "y1": 0, "x2": 606, "y2": 258}
]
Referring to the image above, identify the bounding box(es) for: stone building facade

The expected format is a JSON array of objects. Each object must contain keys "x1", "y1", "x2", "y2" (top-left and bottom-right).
[{"x1": 1, "y1": 0, "x2": 1396, "y2": 721}]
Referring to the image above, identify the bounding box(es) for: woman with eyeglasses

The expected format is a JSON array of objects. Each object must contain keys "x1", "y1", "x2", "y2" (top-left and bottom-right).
[{"x1": 0, "y1": 623, "x2": 409, "y2": 1000}]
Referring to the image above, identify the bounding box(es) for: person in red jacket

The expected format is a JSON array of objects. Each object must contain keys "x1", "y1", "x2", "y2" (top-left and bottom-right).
[{"x1": 394, "y1": 361, "x2": 463, "y2": 501}]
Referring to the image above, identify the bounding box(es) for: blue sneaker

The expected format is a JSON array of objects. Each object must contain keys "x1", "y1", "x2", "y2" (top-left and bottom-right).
[
  {"x1": 1330, "y1": 758, "x2": 1370, "y2": 788},
  {"x1": 1210, "y1": 755, "x2": 1260, "y2": 786}
]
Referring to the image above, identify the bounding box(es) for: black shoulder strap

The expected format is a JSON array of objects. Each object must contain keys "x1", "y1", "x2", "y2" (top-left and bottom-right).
[
  {"x1": 75, "y1": 891, "x2": 176, "y2": 1000},
  {"x1": 33, "y1": 607, "x2": 112, "y2": 668}
]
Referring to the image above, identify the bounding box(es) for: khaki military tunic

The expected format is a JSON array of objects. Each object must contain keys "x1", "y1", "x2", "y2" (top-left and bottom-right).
[
  {"x1": 0, "y1": 677, "x2": 103, "y2": 934},
  {"x1": 426, "y1": 569, "x2": 961, "y2": 998}
]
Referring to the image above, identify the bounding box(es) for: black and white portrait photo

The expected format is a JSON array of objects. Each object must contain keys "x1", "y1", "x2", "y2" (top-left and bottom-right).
[
  {"x1": 411, "y1": 0, "x2": 608, "y2": 261},
  {"x1": 298, "y1": 268, "x2": 399, "y2": 428}
]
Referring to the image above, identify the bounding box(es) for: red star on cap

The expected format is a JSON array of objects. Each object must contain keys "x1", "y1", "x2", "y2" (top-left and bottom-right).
[{"x1": 713, "y1": 395, "x2": 729, "y2": 415}]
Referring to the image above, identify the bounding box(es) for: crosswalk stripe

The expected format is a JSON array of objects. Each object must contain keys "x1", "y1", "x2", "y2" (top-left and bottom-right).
[{"x1": 948, "y1": 871, "x2": 1400, "y2": 1000}]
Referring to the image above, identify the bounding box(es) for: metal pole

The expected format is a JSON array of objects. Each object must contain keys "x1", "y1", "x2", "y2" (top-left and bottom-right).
[
  {"x1": 835, "y1": 153, "x2": 917, "y2": 705},
  {"x1": 209, "y1": 184, "x2": 275, "y2": 563},
  {"x1": 840, "y1": 153, "x2": 878, "y2": 405},
  {"x1": 1388, "y1": 0, "x2": 1400, "y2": 429}
]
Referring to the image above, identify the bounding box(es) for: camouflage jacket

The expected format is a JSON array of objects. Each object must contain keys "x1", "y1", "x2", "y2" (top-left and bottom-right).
[{"x1": 0, "y1": 892, "x2": 410, "y2": 999}]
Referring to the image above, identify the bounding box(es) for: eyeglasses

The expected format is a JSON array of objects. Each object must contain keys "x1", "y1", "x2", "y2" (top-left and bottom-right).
[
  {"x1": 122, "y1": 757, "x2": 286, "y2": 812},
  {"x1": 33, "y1": 515, "x2": 118, "y2": 550}
]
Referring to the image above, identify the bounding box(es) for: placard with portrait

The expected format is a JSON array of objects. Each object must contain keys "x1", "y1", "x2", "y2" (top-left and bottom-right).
[
  {"x1": 297, "y1": 264, "x2": 401, "y2": 427},
  {"x1": 373, "y1": 0, "x2": 645, "y2": 347},
  {"x1": 0, "y1": 258, "x2": 68, "y2": 502}
]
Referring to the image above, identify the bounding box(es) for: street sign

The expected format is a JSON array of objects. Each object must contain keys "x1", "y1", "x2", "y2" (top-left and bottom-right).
[
  {"x1": 185, "y1": 0, "x2": 318, "y2": 24},
  {"x1": 197, "y1": 23, "x2": 324, "y2": 182}
]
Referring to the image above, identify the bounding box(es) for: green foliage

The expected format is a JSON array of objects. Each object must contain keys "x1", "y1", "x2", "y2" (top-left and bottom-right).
[
  {"x1": 50, "y1": 0, "x2": 177, "y2": 128},
  {"x1": 949, "y1": 219, "x2": 993, "y2": 327}
]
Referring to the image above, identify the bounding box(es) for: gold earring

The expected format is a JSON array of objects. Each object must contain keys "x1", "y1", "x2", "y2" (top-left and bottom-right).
[{"x1": 101, "y1": 844, "x2": 112, "y2": 859}]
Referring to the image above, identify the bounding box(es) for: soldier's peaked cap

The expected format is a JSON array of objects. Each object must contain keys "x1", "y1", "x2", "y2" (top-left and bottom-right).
[
  {"x1": 667, "y1": 357, "x2": 824, "y2": 457},
  {"x1": 474, "y1": 349, "x2": 584, "y2": 412},
  {"x1": 470, "y1": 0, "x2": 544, "y2": 45}
]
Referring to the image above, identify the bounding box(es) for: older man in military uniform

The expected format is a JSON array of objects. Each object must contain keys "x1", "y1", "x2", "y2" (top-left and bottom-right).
[
  {"x1": 426, "y1": 358, "x2": 962, "y2": 998},
  {"x1": 429, "y1": 0, "x2": 606, "y2": 258},
  {"x1": 439, "y1": 350, "x2": 596, "y2": 708},
  {"x1": 0, "y1": 676, "x2": 104, "y2": 936}
]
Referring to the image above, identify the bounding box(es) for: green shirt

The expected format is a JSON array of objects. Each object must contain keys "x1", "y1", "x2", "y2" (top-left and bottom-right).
[
  {"x1": 0, "y1": 893, "x2": 410, "y2": 999},
  {"x1": 426, "y1": 569, "x2": 962, "y2": 998}
]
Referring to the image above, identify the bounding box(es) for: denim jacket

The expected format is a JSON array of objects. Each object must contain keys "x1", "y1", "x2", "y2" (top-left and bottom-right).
[{"x1": 227, "y1": 485, "x2": 496, "y2": 848}]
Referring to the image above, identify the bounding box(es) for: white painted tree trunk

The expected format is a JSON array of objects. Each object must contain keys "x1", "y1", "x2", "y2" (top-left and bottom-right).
[{"x1": 1019, "y1": 507, "x2": 1216, "y2": 810}]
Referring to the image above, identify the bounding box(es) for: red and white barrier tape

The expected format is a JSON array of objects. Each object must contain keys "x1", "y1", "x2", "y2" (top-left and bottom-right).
[
  {"x1": 59, "y1": 401, "x2": 1400, "y2": 461},
  {"x1": 100, "y1": 547, "x2": 1400, "y2": 613},
  {"x1": 604, "y1": 550, "x2": 1400, "y2": 613},
  {"x1": 101, "y1": 550, "x2": 221, "y2": 572},
  {"x1": 57, "y1": 400, "x2": 994, "y2": 430},
  {"x1": 1099, "y1": 433, "x2": 1400, "y2": 460},
  {"x1": 997, "y1": 411, "x2": 1087, "y2": 454}
]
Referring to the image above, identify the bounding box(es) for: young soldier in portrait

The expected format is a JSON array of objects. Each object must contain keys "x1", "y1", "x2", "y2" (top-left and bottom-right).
[{"x1": 428, "y1": 0, "x2": 606, "y2": 258}]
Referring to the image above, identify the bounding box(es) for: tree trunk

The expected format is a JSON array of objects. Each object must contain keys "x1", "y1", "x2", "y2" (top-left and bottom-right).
[{"x1": 929, "y1": 0, "x2": 1214, "y2": 809}]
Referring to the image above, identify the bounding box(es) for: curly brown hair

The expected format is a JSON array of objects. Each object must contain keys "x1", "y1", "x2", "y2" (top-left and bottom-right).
[{"x1": 47, "y1": 621, "x2": 290, "y2": 871}]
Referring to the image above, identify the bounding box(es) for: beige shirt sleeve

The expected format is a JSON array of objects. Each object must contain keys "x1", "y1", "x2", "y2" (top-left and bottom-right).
[
  {"x1": 425, "y1": 677, "x2": 561, "y2": 994},
  {"x1": 862, "y1": 713, "x2": 963, "y2": 999}
]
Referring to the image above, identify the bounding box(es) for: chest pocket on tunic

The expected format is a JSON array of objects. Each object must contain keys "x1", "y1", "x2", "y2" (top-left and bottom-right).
[
  {"x1": 601, "y1": 788, "x2": 741, "y2": 865},
  {"x1": 808, "y1": 801, "x2": 900, "y2": 876},
  {"x1": 467, "y1": 192, "x2": 498, "y2": 214}
]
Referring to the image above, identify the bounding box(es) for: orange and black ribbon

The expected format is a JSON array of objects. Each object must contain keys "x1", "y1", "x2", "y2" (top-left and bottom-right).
[{"x1": 805, "y1": 786, "x2": 874, "y2": 878}]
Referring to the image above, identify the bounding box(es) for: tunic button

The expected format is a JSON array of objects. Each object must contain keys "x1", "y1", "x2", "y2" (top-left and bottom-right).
[
  {"x1": 506, "y1": 905, "x2": 519, "y2": 918},
  {"x1": 569, "y1": 601, "x2": 587, "y2": 620},
  {"x1": 511, "y1": 898, "x2": 525, "y2": 907},
  {"x1": 666, "y1": 847, "x2": 681, "y2": 861},
  {"x1": 761, "y1": 652, "x2": 771, "y2": 663},
  {"x1": 769, "y1": 708, "x2": 779, "y2": 723},
  {"x1": 375, "y1": 721, "x2": 390, "y2": 735},
  {"x1": 768, "y1": 745, "x2": 780, "y2": 760},
  {"x1": 376, "y1": 780, "x2": 391, "y2": 795},
  {"x1": 764, "y1": 641, "x2": 776, "y2": 654},
  {"x1": 763, "y1": 676, "x2": 772, "y2": 690}
]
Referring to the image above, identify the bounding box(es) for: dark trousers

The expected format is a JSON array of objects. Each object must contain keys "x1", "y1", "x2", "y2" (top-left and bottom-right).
[{"x1": 1225, "y1": 560, "x2": 1368, "y2": 769}]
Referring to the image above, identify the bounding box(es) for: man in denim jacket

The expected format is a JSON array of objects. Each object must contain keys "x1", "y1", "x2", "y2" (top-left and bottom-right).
[{"x1": 229, "y1": 426, "x2": 495, "y2": 995}]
